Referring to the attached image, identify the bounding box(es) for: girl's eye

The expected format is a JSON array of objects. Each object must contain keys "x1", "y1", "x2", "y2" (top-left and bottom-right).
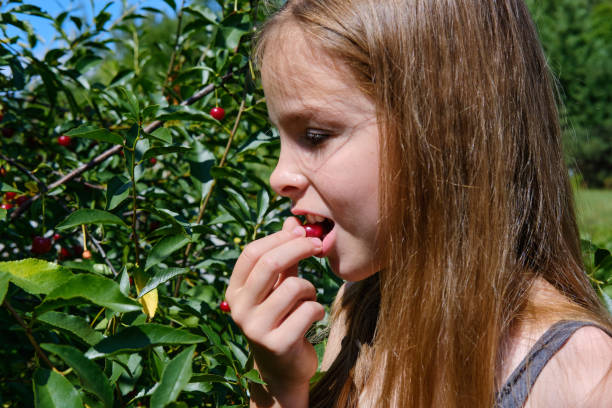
[{"x1": 304, "y1": 129, "x2": 329, "y2": 146}]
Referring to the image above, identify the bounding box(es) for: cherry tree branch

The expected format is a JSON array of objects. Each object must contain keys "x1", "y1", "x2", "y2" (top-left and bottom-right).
[
  {"x1": 8, "y1": 69, "x2": 240, "y2": 222},
  {"x1": 3, "y1": 300, "x2": 57, "y2": 371}
]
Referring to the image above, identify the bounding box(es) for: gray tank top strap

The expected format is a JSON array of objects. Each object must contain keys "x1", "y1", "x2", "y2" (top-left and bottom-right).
[{"x1": 494, "y1": 320, "x2": 612, "y2": 408}]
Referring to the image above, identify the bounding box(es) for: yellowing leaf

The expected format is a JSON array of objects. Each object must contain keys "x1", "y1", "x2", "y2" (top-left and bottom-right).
[
  {"x1": 25, "y1": 180, "x2": 39, "y2": 193},
  {"x1": 134, "y1": 268, "x2": 158, "y2": 319}
]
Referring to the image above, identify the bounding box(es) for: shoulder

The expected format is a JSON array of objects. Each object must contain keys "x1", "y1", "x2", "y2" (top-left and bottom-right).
[{"x1": 527, "y1": 324, "x2": 612, "y2": 408}]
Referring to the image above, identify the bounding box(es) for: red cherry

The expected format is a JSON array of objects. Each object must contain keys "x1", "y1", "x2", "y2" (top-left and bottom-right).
[
  {"x1": 4, "y1": 191, "x2": 16, "y2": 201},
  {"x1": 31, "y1": 236, "x2": 52, "y2": 254},
  {"x1": 82, "y1": 250, "x2": 92, "y2": 259},
  {"x1": 53, "y1": 233, "x2": 61, "y2": 241},
  {"x1": 59, "y1": 247, "x2": 70, "y2": 259},
  {"x1": 57, "y1": 135, "x2": 71, "y2": 147},
  {"x1": 219, "y1": 300, "x2": 231, "y2": 313},
  {"x1": 2, "y1": 127, "x2": 15, "y2": 138},
  {"x1": 210, "y1": 107, "x2": 225, "y2": 121},
  {"x1": 0, "y1": 203, "x2": 13, "y2": 210},
  {"x1": 149, "y1": 157, "x2": 157, "y2": 165},
  {"x1": 15, "y1": 195, "x2": 28, "y2": 206},
  {"x1": 304, "y1": 223, "x2": 324, "y2": 238}
]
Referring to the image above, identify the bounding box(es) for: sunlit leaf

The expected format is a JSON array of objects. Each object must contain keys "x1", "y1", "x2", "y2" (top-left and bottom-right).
[
  {"x1": 56, "y1": 209, "x2": 127, "y2": 231},
  {"x1": 150, "y1": 345, "x2": 195, "y2": 408},
  {"x1": 39, "y1": 274, "x2": 140, "y2": 313},
  {"x1": 0, "y1": 259, "x2": 73, "y2": 295},
  {"x1": 65, "y1": 125, "x2": 123, "y2": 144},
  {"x1": 33, "y1": 368, "x2": 83, "y2": 408},
  {"x1": 144, "y1": 234, "x2": 190, "y2": 271},
  {"x1": 40, "y1": 343, "x2": 113, "y2": 408}
]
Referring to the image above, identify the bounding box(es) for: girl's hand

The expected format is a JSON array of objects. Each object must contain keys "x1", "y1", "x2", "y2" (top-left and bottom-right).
[{"x1": 226, "y1": 217, "x2": 325, "y2": 403}]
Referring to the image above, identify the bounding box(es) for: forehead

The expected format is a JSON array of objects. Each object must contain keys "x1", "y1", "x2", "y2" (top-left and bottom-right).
[{"x1": 260, "y1": 22, "x2": 374, "y2": 125}]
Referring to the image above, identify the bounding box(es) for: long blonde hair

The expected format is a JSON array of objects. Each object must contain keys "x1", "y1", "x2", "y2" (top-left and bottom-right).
[{"x1": 255, "y1": 1, "x2": 612, "y2": 406}]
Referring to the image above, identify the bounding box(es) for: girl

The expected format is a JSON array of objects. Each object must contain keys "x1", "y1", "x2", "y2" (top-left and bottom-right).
[{"x1": 225, "y1": 0, "x2": 612, "y2": 406}]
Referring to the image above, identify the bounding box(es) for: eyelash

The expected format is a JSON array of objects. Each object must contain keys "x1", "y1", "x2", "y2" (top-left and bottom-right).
[{"x1": 304, "y1": 129, "x2": 329, "y2": 146}]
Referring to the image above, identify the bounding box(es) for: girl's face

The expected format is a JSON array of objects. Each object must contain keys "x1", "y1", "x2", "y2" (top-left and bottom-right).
[{"x1": 261, "y1": 25, "x2": 381, "y2": 282}]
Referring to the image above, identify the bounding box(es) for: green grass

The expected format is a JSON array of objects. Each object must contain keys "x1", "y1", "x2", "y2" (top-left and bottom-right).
[{"x1": 574, "y1": 189, "x2": 612, "y2": 250}]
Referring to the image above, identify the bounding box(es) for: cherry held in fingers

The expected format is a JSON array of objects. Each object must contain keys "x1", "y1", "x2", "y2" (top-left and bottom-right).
[
  {"x1": 219, "y1": 300, "x2": 230, "y2": 313},
  {"x1": 304, "y1": 223, "x2": 324, "y2": 238}
]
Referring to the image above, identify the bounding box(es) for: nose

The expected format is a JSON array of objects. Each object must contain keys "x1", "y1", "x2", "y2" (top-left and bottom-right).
[{"x1": 269, "y1": 148, "x2": 308, "y2": 199}]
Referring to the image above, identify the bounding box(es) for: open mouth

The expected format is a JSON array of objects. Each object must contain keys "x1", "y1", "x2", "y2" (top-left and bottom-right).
[{"x1": 300, "y1": 214, "x2": 335, "y2": 240}]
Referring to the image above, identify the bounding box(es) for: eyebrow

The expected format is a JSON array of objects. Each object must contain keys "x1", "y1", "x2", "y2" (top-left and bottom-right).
[{"x1": 270, "y1": 105, "x2": 342, "y2": 128}]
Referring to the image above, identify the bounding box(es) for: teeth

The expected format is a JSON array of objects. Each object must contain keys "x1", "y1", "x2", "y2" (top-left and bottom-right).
[{"x1": 305, "y1": 214, "x2": 325, "y2": 224}]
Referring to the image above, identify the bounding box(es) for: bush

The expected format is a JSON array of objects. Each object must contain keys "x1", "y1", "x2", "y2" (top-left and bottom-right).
[{"x1": 0, "y1": 1, "x2": 339, "y2": 406}]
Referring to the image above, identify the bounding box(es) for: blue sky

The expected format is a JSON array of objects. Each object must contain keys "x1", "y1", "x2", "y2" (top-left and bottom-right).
[{"x1": 2, "y1": 0, "x2": 178, "y2": 57}]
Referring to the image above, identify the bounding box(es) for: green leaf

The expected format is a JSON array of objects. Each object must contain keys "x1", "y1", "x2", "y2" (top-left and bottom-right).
[
  {"x1": 242, "y1": 369, "x2": 266, "y2": 385},
  {"x1": 118, "y1": 266, "x2": 130, "y2": 297},
  {"x1": 36, "y1": 311, "x2": 104, "y2": 346},
  {"x1": 144, "y1": 234, "x2": 190, "y2": 271},
  {"x1": 39, "y1": 274, "x2": 140, "y2": 314},
  {"x1": 142, "y1": 146, "x2": 191, "y2": 162},
  {"x1": 40, "y1": 343, "x2": 113, "y2": 408},
  {"x1": 56, "y1": 209, "x2": 127, "y2": 231},
  {"x1": 116, "y1": 86, "x2": 140, "y2": 123},
  {"x1": 0, "y1": 272, "x2": 9, "y2": 304},
  {"x1": 147, "y1": 127, "x2": 173, "y2": 144},
  {"x1": 150, "y1": 345, "x2": 196, "y2": 408},
  {"x1": 106, "y1": 176, "x2": 131, "y2": 211},
  {"x1": 256, "y1": 188, "x2": 270, "y2": 223},
  {"x1": 33, "y1": 368, "x2": 83, "y2": 408},
  {"x1": 190, "y1": 373, "x2": 229, "y2": 384},
  {"x1": 227, "y1": 340, "x2": 248, "y2": 369},
  {"x1": 65, "y1": 125, "x2": 123, "y2": 145},
  {"x1": 143, "y1": 104, "x2": 160, "y2": 120},
  {"x1": 1, "y1": 182, "x2": 22, "y2": 193},
  {"x1": 0, "y1": 259, "x2": 73, "y2": 295},
  {"x1": 85, "y1": 324, "x2": 204, "y2": 358},
  {"x1": 137, "y1": 267, "x2": 188, "y2": 298},
  {"x1": 157, "y1": 106, "x2": 211, "y2": 122}
]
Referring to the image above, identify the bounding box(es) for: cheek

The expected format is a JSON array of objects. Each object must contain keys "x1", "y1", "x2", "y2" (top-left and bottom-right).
[{"x1": 319, "y1": 150, "x2": 380, "y2": 229}]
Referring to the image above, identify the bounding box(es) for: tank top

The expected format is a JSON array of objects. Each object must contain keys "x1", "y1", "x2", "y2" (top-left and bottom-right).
[{"x1": 494, "y1": 320, "x2": 612, "y2": 408}]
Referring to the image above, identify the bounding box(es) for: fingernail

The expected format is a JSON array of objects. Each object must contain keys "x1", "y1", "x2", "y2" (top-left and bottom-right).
[
  {"x1": 309, "y1": 237, "x2": 322, "y2": 248},
  {"x1": 292, "y1": 226, "x2": 305, "y2": 236}
]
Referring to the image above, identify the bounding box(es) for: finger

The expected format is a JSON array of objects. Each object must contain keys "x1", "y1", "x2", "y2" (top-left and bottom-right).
[
  {"x1": 243, "y1": 236, "x2": 322, "y2": 306},
  {"x1": 273, "y1": 264, "x2": 298, "y2": 290},
  {"x1": 271, "y1": 300, "x2": 325, "y2": 341},
  {"x1": 282, "y1": 216, "x2": 302, "y2": 232},
  {"x1": 229, "y1": 226, "x2": 305, "y2": 290},
  {"x1": 256, "y1": 277, "x2": 318, "y2": 331}
]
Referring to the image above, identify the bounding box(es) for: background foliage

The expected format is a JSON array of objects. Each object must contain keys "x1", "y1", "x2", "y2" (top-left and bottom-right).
[
  {"x1": 0, "y1": 0, "x2": 610, "y2": 407},
  {"x1": 526, "y1": 0, "x2": 612, "y2": 188}
]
